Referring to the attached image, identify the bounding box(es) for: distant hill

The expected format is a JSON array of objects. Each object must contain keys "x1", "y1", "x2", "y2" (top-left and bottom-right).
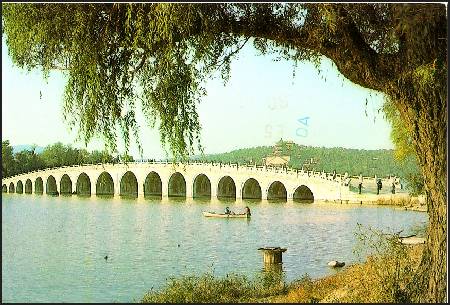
[
  {"x1": 12, "y1": 145, "x2": 45, "y2": 154},
  {"x1": 196, "y1": 141, "x2": 420, "y2": 179},
  {"x1": 9, "y1": 142, "x2": 420, "y2": 179}
]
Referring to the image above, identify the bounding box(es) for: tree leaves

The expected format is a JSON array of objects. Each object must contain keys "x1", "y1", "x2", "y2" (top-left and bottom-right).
[
  {"x1": 1, "y1": 140, "x2": 120, "y2": 177},
  {"x1": 2, "y1": 3, "x2": 446, "y2": 164}
]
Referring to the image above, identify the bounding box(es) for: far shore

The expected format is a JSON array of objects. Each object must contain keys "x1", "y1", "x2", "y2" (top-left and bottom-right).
[{"x1": 326, "y1": 193, "x2": 427, "y2": 212}]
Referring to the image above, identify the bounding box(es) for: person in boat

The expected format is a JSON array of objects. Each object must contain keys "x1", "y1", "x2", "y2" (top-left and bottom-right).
[
  {"x1": 225, "y1": 207, "x2": 231, "y2": 215},
  {"x1": 244, "y1": 206, "x2": 251, "y2": 216}
]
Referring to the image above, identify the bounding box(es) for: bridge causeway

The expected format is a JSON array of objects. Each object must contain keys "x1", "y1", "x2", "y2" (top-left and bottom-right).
[{"x1": 2, "y1": 161, "x2": 358, "y2": 202}]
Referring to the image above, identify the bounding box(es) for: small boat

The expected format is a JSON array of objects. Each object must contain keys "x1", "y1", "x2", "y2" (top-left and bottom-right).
[{"x1": 202, "y1": 211, "x2": 250, "y2": 218}]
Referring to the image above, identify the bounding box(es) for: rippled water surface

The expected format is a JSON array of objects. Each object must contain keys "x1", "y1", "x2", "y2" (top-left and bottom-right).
[{"x1": 2, "y1": 194, "x2": 427, "y2": 302}]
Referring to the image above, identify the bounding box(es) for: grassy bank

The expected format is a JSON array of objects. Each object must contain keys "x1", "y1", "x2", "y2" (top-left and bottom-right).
[
  {"x1": 141, "y1": 269, "x2": 287, "y2": 303},
  {"x1": 262, "y1": 244, "x2": 424, "y2": 303},
  {"x1": 141, "y1": 226, "x2": 426, "y2": 303}
]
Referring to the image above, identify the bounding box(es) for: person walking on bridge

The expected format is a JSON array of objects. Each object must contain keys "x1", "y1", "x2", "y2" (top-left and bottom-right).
[
  {"x1": 343, "y1": 172, "x2": 349, "y2": 186},
  {"x1": 377, "y1": 179, "x2": 383, "y2": 195},
  {"x1": 390, "y1": 176, "x2": 396, "y2": 194},
  {"x1": 358, "y1": 173, "x2": 363, "y2": 194}
]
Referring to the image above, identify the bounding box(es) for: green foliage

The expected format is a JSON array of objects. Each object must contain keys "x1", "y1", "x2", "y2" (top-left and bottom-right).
[
  {"x1": 13, "y1": 148, "x2": 45, "y2": 174},
  {"x1": 404, "y1": 172, "x2": 425, "y2": 196},
  {"x1": 141, "y1": 270, "x2": 286, "y2": 303},
  {"x1": 2, "y1": 141, "x2": 45, "y2": 177},
  {"x1": 2, "y1": 140, "x2": 116, "y2": 177},
  {"x1": 381, "y1": 66, "x2": 435, "y2": 194},
  {"x1": 382, "y1": 99, "x2": 415, "y2": 162},
  {"x1": 352, "y1": 224, "x2": 417, "y2": 303},
  {"x1": 2, "y1": 3, "x2": 245, "y2": 160},
  {"x1": 41, "y1": 142, "x2": 77, "y2": 168},
  {"x1": 121, "y1": 153, "x2": 134, "y2": 162},
  {"x1": 39, "y1": 142, "x2": 116, "y2": 169},
  {"x1": 2, "y1": 141, "x2": 16, "y2": 178},
  {"x1": 87, "y1": 150, "x2": 115, "y2": 164}
]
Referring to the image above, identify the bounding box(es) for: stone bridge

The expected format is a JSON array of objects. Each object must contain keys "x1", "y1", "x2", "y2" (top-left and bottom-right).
[{"x1": 2, "y1": 161, "x2": 354, "y2": 202}]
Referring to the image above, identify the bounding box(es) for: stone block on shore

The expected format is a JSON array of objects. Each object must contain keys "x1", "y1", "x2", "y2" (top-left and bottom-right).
[
  {"x1": 399, "y1": 237, "x2": 426, "y2": 245},
  {"x1": 327, "y1": 260, "x2": 345, "y2": 267}
]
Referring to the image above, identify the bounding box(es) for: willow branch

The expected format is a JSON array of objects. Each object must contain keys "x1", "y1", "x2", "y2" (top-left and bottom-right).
[
  {"x1": 206, "y1": 36, "x2": 250, "y2": 71},
  {"x1": 213, "y1": 4, "x2": 402, "y2": 92}
]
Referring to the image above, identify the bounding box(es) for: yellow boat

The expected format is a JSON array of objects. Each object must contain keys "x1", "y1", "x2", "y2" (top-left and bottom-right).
[{"x1": 202, "y1": 211, "x2": 250, "y2": 218}]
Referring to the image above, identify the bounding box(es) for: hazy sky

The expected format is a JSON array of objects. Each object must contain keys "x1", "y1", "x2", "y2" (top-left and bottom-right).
[{"x1": 2, "y1": 38, "x2": 394, "y2": 159}]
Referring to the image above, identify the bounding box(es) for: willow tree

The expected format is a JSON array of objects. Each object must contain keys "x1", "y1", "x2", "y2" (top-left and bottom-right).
[{"x1": 2, "y1": 3, "x2": 446, "y2": 301}]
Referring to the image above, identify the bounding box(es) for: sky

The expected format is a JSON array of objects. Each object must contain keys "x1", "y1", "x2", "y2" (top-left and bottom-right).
[{"x1": 2, "y1": 38, "x2": 394, "y2": 159}]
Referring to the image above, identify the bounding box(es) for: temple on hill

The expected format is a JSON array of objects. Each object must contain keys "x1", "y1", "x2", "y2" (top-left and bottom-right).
[{"x1": 262, "y1": 139, "x2": 294, "y2": 167}]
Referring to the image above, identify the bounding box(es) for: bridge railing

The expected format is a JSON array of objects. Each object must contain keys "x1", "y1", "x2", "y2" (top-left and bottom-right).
[
  {"x1": 4, "y1": 161, "x2": 328, "y2": 180},
  {"x1": 3, "y1": 159, "x2": 395, "y2": 187}
]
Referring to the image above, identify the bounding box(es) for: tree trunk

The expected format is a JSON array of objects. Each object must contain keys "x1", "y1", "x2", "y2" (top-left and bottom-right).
[
  {"x1": 397, "y1": 77, "x2": 447, "y2": 302},
  {"x1": 415, "y1": 149, "x2": 447, "y2": 302}
]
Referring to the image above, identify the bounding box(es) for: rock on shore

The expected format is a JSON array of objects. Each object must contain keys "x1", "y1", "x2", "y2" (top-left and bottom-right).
[{"x1": 327, "y1": 260, "x2": 345, "y2": 267}]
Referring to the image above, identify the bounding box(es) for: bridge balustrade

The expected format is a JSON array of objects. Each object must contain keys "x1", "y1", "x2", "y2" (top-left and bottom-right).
[{"x1": 4, "y1": 161, "x2": 376, "y2": 198}]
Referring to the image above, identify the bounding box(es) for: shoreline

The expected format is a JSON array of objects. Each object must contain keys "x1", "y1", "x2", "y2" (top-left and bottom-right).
[
  {"x1": 327, "y1": 193, "x2": 427, "y2": 212},
  {"x1": 257, "y1": 244, "x2": 425, "y2": 303},
  {"x1": 141, "y1": 243, "x2": 426, "y2": 303}
]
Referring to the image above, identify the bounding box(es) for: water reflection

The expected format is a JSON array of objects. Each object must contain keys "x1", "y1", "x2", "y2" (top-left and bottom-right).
[{"x1": 293, "y1": 199, "x2": 314, "y2": 204}]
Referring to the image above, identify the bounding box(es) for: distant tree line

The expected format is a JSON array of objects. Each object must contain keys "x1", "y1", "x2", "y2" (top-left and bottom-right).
[
  {"x1": 198, "y1": 141, "x2": 424, "y2": 194},
  {"x1": 1, "y1": 140, "x2": 134, "y2": 178}
]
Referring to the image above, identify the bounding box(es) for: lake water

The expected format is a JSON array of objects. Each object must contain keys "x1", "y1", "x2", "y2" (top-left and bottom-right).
[{"x1": 2, "y1": 194, "x2": 427, "y2": 302}]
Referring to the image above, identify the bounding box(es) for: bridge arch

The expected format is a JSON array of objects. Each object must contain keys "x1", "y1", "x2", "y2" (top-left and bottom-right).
[
  {"x1": 76, "y1": 173, "x2": 91, "y2": 196},
  {"x1": 25, "y1": 179, "x2": 32, "y2": 194},
  {"x1": 16, "y1": 180, "x2": 23, "y2": 194},
  {"x1": 120, "y1": 171, "x2": 138, "y2": 198},
  {"x1": 96, "y1": 171, "x2": 114, "y2": 196},
  {"x1": 168, "y1": 172, "x2": 186, "y2": 197},
  {"x1": 242, "y1": 178, "x2": 262, "y2": 200},
  {"x1": 144, "y1": 171, "x2": 162, "y2": 197},
  {"x1": 217, "y1": 176, "x2": 236, "y2": 199},
  {"x1": 193, "y1": 174, "x2": 211, "y2": 198},
  {"x1": 60, "y1": 174, "x2": 72, "y2": 195},
  {"x1": 267, "y1": 181, "x2": 287, "y2": 201},
  {"x1": 2, "y1": 184, "x2": 7, "y2": 193},
  {"x1": 35, "y1": 177, "x2": 44, "y2": 194},
  {"x1": 293, "y1": 185, "x2": 314, "y2": 203},
  {"x1": 46, "y1": 175, "x2": 58, "y2": 195},
  {"x1": 9, "y1": 182, "x2": 15, "y2": 193}
]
